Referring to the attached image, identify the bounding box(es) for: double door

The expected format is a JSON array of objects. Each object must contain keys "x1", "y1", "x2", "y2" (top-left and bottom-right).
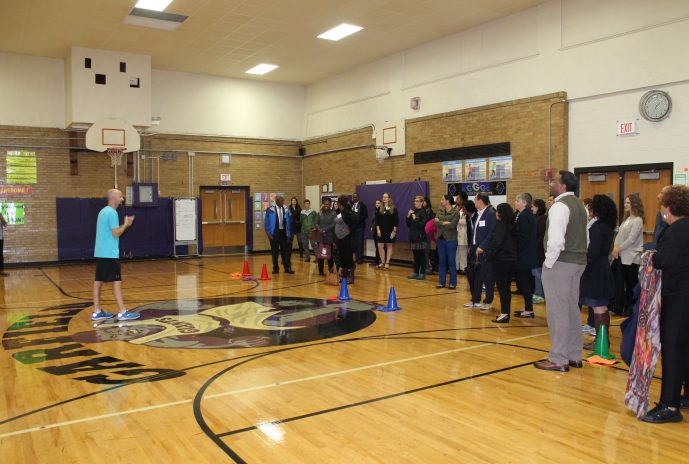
[
  {"x1": 578, "y1": 167, "x2": 672, "y2": 241},
  {"x1": 201, "y1": 187, "x2": 247, "y2": 254}
]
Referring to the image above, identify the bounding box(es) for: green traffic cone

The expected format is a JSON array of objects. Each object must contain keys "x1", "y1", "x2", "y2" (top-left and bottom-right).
[{"x1": 587, "y1": 324, "x2": 615, "y2": 360}]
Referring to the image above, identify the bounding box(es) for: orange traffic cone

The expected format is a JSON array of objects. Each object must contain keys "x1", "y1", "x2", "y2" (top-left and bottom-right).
[
  {"x1": 259, "y1": 264, "x2": 271, "y2": 281},
  {"x1": 241, "y1": 260, "x2": 252, "y2": 278}
]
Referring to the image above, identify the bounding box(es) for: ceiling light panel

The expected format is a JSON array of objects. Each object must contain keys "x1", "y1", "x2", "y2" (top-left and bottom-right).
[
  {"x1": 317, "y1": 24, "x2": 363, "y2": 41},
  {"x1": 245, "y1": 63, "x2": 279, "y2": 75},
  {"x1": 134, "y1": 0, "x2": 173, "y2": 12}
]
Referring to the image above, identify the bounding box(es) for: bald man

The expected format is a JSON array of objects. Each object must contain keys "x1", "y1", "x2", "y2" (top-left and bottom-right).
[{"x1": 91, "y1": 189, "x2": 139, "y2": 321}]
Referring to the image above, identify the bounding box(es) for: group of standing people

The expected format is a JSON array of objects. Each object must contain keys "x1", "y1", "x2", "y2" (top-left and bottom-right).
[{"x1": 265, "y1": 193, "x2": 371, "y2": 284}]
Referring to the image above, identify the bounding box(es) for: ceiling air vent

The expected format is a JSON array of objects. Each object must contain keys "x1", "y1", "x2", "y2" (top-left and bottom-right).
[{"x1": 124, "y1": 8, "x2": 188, "y2": 31}]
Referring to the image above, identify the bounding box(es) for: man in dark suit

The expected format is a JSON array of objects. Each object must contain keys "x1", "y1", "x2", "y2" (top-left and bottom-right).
[
  {"x1": 264, "y1": 195, "x2": 294, "y2": 274},
  {"x1": 464, "y1": 193, "x2": 497, "y2": 309},
  {"x1": 351, "y1": 192, "x2": 368, "y2": 264}
]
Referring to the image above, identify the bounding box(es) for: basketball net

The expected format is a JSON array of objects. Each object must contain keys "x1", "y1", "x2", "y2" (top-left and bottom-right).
[{"x1": 107, "y1": 147, "x2": 125, "y2": 167}]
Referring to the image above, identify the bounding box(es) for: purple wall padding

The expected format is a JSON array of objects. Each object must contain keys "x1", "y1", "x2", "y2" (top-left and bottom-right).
[
  {"x1": 57, "y1": 198, "x2": 200, "y2": 261},
  {"x1": 355, "y1": 181, "x2": 429, "y2": 242}
]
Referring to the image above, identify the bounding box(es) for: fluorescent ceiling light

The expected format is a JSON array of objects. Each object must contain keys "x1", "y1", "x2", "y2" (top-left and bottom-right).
[
  {"x1": 134, "y1": 0, "x2": 173, "y2": 12},
  {"x1": 317, "y1": 23, "x2": 363, "y2": 41},
  {"x1": 245, "y1": 64, "x2": 279, "y2": 75}
]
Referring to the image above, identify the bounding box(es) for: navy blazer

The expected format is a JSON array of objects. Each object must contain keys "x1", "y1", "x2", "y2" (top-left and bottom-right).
[{"x1": 472, "y1": 207, "x2": 497, "y2": 251}]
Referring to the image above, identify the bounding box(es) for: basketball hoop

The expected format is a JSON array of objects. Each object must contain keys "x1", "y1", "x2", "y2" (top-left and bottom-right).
[{"x1": 107, "y1": 147, "x2": 126, "y2": 167}]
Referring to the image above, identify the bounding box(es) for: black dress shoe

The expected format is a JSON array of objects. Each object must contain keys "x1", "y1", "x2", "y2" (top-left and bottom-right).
[
  {"x1": 514, "y1": 311, "x2": 535, "y2": 318},
  {"x1": 569, "y1": 360, "x2": 583, "y2": 368},
  {"x1": 436, "y1": 285, "x2": 446, "y2": 289},
  {"x1": 272, "y1": 269, "x2": 279, "y2": 274},
  {"x1": 492, "y1": 314, "x2": 510, "y2": 323},
  {"x1": 640, "y1": 403, "x2": 683, "y2": 423},
  {"x1": 284, "y1": 269, "x2": 295, "y2": 274},
  {"x1": 533, "y1": 360, "x2": 569, "y2": 372}
]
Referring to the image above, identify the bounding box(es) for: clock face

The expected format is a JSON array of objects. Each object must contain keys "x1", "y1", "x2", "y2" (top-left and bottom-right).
[{"x1": 640, "y1": 90, "x2": 672, "y2": 122}]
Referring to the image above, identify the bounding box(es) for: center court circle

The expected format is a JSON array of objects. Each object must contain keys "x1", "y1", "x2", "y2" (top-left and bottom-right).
[{"x1": 72, "y1": 296, "x2": 377, "y2": 349}]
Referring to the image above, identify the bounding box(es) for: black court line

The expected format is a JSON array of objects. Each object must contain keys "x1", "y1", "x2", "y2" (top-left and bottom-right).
[
  {"x1": 35, "y1": 266, "x2": 262, "y2": 304},
  {"x1": 216, "y1": 360, "x2": 537, "y2": 438},
  {"x1": 0, "y1": 322, "x2": 647, "y2": 431},
  {"x1": 0, "y1": 325, "x2": 547, "y2": 426},
  {"x1": 192, "y1": 336, "x2": 549, "y2": 463}
]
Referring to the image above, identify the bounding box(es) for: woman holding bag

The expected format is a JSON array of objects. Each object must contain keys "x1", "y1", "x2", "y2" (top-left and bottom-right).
[
  {"x1": 334, "y1": 195, "x2": 357, "y2": 284},
  {"x1": 316, "y1": 197, "x2": 336, "y2": 276}
]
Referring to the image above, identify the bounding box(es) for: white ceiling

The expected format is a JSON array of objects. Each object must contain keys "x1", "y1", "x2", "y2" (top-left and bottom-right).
[{"x1": 0, "y1": 0, "x2": 545, "y2": 85}]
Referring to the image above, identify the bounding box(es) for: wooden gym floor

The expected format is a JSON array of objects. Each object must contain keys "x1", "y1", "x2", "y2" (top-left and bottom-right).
[{"x1": 0, "y1": 256, "x2": 686, "y2": 463}]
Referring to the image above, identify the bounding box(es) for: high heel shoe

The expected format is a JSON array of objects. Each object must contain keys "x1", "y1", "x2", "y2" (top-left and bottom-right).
[{"x1": 492, "y1": 314, "x2": 510, "y2": 323}]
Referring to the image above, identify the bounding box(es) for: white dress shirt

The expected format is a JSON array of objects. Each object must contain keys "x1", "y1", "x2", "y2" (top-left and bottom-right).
[
  {"x1": 472, "y1": 206, "x2": 487, "y2": 246},
  {"x1": 543, "y1": 192, "x2": 574, "y2": 268}
]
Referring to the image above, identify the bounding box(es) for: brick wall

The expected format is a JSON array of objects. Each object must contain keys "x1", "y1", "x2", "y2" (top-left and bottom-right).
[
  {"x1": 0, "y1": 91, "x2": 566, "y2": 264},
  {"x1": 302, "y1": 92, "x2": 568, "y2": 261},
  {"x1": 0, "y1": 127, "x2": 301, "y2": 263}
]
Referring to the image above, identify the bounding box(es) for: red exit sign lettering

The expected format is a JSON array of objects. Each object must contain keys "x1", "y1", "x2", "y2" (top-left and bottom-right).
[{"x1": 617, "y1": 121, "x2": 636, "y2": 135}]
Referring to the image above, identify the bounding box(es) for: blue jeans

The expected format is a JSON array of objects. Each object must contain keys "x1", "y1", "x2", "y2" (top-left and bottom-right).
[
  {"x1": 437, "y1": 239, "x2": 458, "y2": 287},
  {"x1": 532, "y1": 266, "x2": 544, "y2": 297}
]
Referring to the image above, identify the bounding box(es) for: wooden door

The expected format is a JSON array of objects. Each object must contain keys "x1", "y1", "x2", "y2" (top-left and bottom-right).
[
  {"x1": 623, "y1": 169, "x2": 672, "y2": 242},
  {"x1": 223, "y1": 189, "x2": 247, "y2": 247},
  {"x1": 200, "y1": 189, "x2": 224, "y2": 249},
  {"x1": 578, "y1": 171, "x2": 620, "y2": 205}
]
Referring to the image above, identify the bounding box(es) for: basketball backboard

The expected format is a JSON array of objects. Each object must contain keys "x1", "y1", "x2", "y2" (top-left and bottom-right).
[{"x1": 85, "y1": 117, "x2": 140, "y2": 153}]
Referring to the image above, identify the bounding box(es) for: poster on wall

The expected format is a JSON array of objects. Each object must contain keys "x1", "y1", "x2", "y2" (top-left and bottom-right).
[
  {"x1": 441, "y1": 160, "x2": 463, "y2": 182},
  {"x1": 489, "y1": 155, "x2": 512, "y2": 180},
  {"x1": 269, "y1": 193, "x2": 276, "y2": 205},
  {"x1": 253, "y1": 192, "x2": 261, "y2": 202},
  {"x1": 447, "y1": 182, "x2": 507, "y2": 206},
  {"x1": 6, "y1": 151, "x2": 37, "y2": 184},
  {"x1": 253, "y1": 201, "x2": 262, "y2": 211},
  {"x1": 254, "y1": 212, "x2": 262, "y2": 221},
  {"x1": 0, "y1": 202, "x2": 25, "y2": 225},
  {"x1": 464, "y1": 158, "x2": 486, "y2": 181},
  {"x1": 262, "y1": 192, "x2": 269, "y2": 201},
  {"x1": 262, "y1": 201, "x2": 270, "y2": 211}
]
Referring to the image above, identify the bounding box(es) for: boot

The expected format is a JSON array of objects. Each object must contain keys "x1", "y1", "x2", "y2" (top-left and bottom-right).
[
  {"x1": 599, "y1": 311, "x2": 611, "y2": 350},
  {"x1": 584, "y1": 312, "x2": 610, "y2": 351},
  {"x1": 347, "y1": 268, "x2": 354, "y2": 285}
]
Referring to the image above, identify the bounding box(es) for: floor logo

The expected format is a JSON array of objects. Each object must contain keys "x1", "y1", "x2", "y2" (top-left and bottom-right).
[{"x1": 2, "y1": 297, "x2": 377, "y2": 384}]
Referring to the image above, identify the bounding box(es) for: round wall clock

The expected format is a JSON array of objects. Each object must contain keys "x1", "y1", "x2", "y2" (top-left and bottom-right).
[{"x1": 639, "y1": 90, "x2": 672, "y2": 122}]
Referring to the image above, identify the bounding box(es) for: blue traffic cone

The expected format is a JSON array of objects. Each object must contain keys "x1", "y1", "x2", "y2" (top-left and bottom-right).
[
  {"x1": 338, "y1": 276, "x2": 352, "y2": 301},
  {"x1": 377, "y1": 287, "x2": 401, "y2": 312}
]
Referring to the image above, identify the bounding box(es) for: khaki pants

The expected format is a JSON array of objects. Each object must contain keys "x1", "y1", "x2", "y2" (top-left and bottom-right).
[{"x1": 542, "y1": 261, "x2": 586, "y2": 364}]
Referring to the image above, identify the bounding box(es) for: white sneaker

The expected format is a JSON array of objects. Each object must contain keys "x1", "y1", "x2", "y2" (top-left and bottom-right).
[
  {"x1": 479, "y1": 304, "x2": 493, "y2": 313},
  {"x1": 463, "y1": 302, "x2": 481, "y2": 308},
  {"x1": 582, "y1": 324, "x2": 594, "y2": 333}
]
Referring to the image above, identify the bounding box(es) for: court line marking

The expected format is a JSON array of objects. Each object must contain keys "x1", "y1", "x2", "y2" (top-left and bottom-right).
[{"x1": 0, "y1": 331, "x2": 548, "y2": 440}]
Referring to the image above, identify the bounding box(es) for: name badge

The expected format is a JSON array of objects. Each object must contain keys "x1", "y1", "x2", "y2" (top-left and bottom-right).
[{"x1": 479, "y1": 220, "x2": 486, "y2": 227}]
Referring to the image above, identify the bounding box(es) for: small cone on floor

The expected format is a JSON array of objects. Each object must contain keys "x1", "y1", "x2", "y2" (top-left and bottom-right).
[
  {"x1": 241, "y1": 260, "x2": 252, "y2": 278},
  {"x1": 377, "y1": 287, "x2": 401, "y2": 312},
  {"x1": 338, "y1": 276, "x2": 352, "y2": 301},
  {"x1": 587, "y1": 324, "x2": 615, "y2": 360},
  {"x1": 259, "y1": 264, "x2": 270, "y2": 281}
]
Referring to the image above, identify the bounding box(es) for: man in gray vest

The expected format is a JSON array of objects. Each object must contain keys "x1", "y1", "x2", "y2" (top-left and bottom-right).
[{"x1": 535, "y1": 170, "x2": 588, "y2": 372}]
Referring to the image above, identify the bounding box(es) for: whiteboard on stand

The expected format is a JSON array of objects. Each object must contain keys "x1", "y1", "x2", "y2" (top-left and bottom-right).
[{"x1": 174, "y1": 198, "x2": 197, "y2": 241}]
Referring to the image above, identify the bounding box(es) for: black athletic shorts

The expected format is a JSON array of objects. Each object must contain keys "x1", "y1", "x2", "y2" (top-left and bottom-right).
[{"x1": 95, "y1": 258, "x2": 121, "y2": 282}]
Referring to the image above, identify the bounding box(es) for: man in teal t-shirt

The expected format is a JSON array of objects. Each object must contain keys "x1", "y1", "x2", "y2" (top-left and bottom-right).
[{"x1": 92, "y1": 189, "x2": 139, "y2": 321}]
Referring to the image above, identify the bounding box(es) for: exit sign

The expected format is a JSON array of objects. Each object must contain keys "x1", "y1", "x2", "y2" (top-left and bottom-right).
[{"x1": 617, "y1": 120, "x2": 636, "y2": 135}]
